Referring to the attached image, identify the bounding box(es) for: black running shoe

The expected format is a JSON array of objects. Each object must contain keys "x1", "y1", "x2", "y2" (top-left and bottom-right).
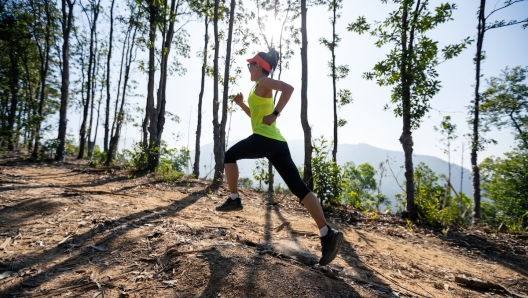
[
  {"x1": 319, "y1": 226, "x2": 344, "y2": 266},
  {"x1": 215, "y1": 196, "x2": 243, "y2": 212}
]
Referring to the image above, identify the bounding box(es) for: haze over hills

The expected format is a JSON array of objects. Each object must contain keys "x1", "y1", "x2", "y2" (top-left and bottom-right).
[{"x1": 190, "y1": 140, "x2": 473, "y2": 209}]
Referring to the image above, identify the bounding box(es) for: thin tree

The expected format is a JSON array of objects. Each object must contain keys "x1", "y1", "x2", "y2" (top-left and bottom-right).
[
  {"x1": 107, "y1": 8, "x2": 139, "y2": 164},
  {"x1": 78, "y1": 0, "x2": 102, "y2": 159},
  {"x1": 104, "y1": 0, "x2": 116, "y2": 154},
  {"x1": 191, "y1": 0, "x2": 211, "y2": 178},
  {"x1": 30, "y1": 0, "x2": 55, "y2": 159},
  {"x1": 300, "y1": 0, "x2": 313, "y2": 190},
  {"x1": 470, "y1": 0, "x2": 527, "y2": 222},
  {"x1": 146, "y1": 0, "x2": 187, "y2": 170},
  {"x1": 56, "y1": 0, "x2": 75, "y2": 161},
  {"x1": 211, "y1": 0, "x2": 222, "y2": 186},
  {"x1": 319, "y1": 0, "x2": 352, "y2": 162},
  {"x1": 349, "y1": 0, "x2": 471, "y2": 219}
]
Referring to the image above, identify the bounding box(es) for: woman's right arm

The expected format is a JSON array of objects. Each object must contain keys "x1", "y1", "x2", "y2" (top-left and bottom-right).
[
  {"x1": 239, "y1": 102, "x2": 251, "y2": 117},
  {"x1": 233, "y1": 92, "x2": 251, "y2": 117}
]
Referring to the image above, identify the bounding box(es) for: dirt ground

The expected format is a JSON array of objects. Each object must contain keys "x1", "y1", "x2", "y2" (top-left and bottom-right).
[{"x1": 1, "y1": 153, "x2": 527, "y2": 298}]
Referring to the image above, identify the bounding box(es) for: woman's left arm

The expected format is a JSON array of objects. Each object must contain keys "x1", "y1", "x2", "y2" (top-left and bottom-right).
[{"x1": 258, "y1": 77, "x2": 294, "y2": 125}]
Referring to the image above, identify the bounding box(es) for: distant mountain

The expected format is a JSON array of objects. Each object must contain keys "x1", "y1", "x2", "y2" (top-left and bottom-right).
[{"x1": 190, "y1": 140, "x2": 473, "y2": 209}]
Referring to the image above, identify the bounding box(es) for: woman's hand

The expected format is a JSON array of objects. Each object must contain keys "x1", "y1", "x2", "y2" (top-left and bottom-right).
[
  {"x1": 262, "y1": 114, "x2": 277, "y2": 126},
  {"x1": 233, "y1": 92, "x2": 244, "y2": 106}
]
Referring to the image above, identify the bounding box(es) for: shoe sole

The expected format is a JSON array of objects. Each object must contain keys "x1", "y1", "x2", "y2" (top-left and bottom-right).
[
  {"x1": 319, "y1": 231, "x2": 344, "y2": 266},
  {"x1": 215, "y1": 206, "x2": 243, "y2": 212}
]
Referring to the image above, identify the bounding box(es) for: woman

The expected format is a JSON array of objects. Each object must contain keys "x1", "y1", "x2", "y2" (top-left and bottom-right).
[{"x1": 216, "y1": 49, "x2": 343, "y2": 266}]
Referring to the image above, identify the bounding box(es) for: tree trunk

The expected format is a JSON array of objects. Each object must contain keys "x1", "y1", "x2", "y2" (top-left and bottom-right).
[
  {"x1": 32, "y1": 0, "x2": 52, "y2": 159},
  {"x1": 194, "y1": 12, "x2": 209, "y2": 178},
  {"x1": 300, "y1": 0, "x2": 313, "y2": 190},
  {"x1": 331, "y1": 1, "x2": 337, "y2": 163},
  {"x1": 220, "y1": 0, "x2": 235, "y2": 156},
  {"x1": 147, "y1": 0, "x2": 180, "y2": 171},
  {"x1": 7, "y1": 39, "x2": 19, "y2": 151},
  {"x1": 400, "y1": 0, "x2": 417, "y2": 219},
  {"x1": 78, "y1": 0, "x2": 100, "y2": 159},
  {"x1": 56, "y1": 0, "x2": 74, "y2": 161},
  {"x1": 108, "y1": 26, "x2": 137, "y2": 164},
  {"x1": 471, "y1": 0, "x2": 486, "y2": 222},
  {"x1": 104, "y1": 0, "x2": 115, "y2": 154},
  {"x1": 88, "y1": 48, "x2": 99, "y2": 158},
  {"x1": 211, "y1": 0, "x2": 222, "y2": 187},
  {"x1": 143, "y1": 0, "x2": 157, "y2": 152}
]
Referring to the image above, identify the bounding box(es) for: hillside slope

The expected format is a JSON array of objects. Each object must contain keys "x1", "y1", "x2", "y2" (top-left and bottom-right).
[{"x1": 0, "y1": 154, "x2": 527, "y2": 298}]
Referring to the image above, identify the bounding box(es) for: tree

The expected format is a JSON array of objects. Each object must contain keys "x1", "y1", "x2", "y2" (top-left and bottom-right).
[
  {"x1": 28, "y1": 0, "x2": 58, "y2": 159},
  {"x1": 190, "y1": 0, "x2": 212, "y2": 178},
  {"x1": 56, "y1": 0, "x2": 75, "y2": 161},
  {"x1": 341, "y1": 162, "x2": 377, "y2": 209},
  {"x1": 211, "y1": 0, "x2": 221, "y2": 185},
  {"x1": 348, "y1": 0, "x2": 470, "y2": 219},
  {"x1": 480, "y1": 150, "x2": 528, "y2": 231},
  {"x1": 300, "y1": 0, "x2": 313, "y2": 189},
  {"x1": 106, "y1": 1, "x2": 140, "y2": 165},
  {"x1": 140, "y1": 0, "x2": 189, "y2": 171},
  {"x1": 319, "y1": 0, "x2": 352, "y2": 162},
  {"x1": 434, "y1": 115, "x2": 457, "y2": 209},
  {"x1": 481, "y1": 66, "x2": 528, "y2": 149},
  {"x1": 77, "y1": 0, "x2": 102, "y2": 159},
  {"x1": 470, "y1": 0, "x2": 528, "y2": 222},
  {"x1": 103, "y1": 0, "x2": 116, "y2": 155}
]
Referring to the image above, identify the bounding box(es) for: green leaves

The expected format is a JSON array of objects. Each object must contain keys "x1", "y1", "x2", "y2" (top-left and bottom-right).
[
  {"x1": 481, "y1": 66, "x2": 528, "y2": 149},
  {"x1": 480, "y1": 149, "x2": 528, "y2": 231},
  {"x1": 347, "y1": 16, "x2": 370, "y2": 35},
  {"x1": 349, "y1": 0, "x2": 468, "y2": 131}
]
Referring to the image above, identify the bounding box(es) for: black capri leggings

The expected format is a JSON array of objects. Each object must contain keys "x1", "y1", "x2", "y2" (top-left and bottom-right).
[{"x1": 225, "y1": 134, "x2": 311, "y2": 201}]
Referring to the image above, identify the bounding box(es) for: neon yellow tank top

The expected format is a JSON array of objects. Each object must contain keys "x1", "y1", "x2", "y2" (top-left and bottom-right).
[{"x1": 247, "y1": 84, "x2": 286, "y2": 142}]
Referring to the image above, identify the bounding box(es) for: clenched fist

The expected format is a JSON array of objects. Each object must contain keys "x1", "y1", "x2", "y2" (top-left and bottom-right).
[{"x1": 233, "y1": 92, "x2": 244, "y2": 105}]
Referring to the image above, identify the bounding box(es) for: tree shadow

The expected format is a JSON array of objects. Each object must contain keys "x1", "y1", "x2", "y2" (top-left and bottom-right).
[
  {"x1": 198, "y1": 248, "x2": 235, "y2": 298},
  {"x1": 0, "y1": 188, "x2": 209, "y2": 296}
]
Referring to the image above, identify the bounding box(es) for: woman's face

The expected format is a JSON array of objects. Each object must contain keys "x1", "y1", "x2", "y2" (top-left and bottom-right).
[{"x1": 247, "y1": 62, "x2": 258, "y2": 81}]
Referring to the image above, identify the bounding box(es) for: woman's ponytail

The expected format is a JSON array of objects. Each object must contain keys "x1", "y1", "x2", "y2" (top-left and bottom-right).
[
  {"x1": 257, "y1": 48, "x2": 279, "y2": 76},
  {"x1": 268, "y1": 48, "x2": 279, "y2": 75}
]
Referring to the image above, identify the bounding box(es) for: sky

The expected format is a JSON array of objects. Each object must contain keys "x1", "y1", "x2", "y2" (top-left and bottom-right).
[{"x1": 64, "y1": 0, "x2": 528, "y2": 169}]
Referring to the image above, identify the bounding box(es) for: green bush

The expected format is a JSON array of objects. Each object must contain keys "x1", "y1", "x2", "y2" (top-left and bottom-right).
[
  {"x1": 396, "y1": 162, "x2": 471, "y2": 226},
  {"x1": 480, "y1": 149, "x2": 528, "y2": 232},
  {"x1": 340, "y1": 162, "x2": 377, "y2": 209},
  {"x1": 312, "y1": 136, "x2": 343, "y2": 205}
]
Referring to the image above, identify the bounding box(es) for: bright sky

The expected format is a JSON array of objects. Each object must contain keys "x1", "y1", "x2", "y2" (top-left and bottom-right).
[{"x1": 68, "y1": 0, "x2": 528, "y2": 168}]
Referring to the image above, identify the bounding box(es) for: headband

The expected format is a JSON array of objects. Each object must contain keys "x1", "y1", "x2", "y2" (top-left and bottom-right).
[{"x1": 246, "y1": 54, "x2": 271, "y2": 72}]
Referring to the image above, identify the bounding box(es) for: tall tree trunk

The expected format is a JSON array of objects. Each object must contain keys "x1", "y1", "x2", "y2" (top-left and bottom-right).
[
  {"x1": 32, "y1": 0, "x2": 52, "y2": 159},
  {"x1": 194, "y1": 12, "x2": 209, "y2": 178},
  {"x1": 143, "y1": 0, "x2": 157, "y2": 150},
  {"x1": 104, "y1": 0, "x2": 115, "y2": 154},
  {"x1": 472, "y1": 0, "x2": 486, "y2": 222},
  {"x1": 88, "y1": 48, "x2": 99, "y2": 158},
  {"x1": 214, "y1": 0, "x2": 236, "y2": 183},
  {"x1": 107, "y1": 26, "x2": 137, "y2": 164},
  {"x1": 7, "y1": 40, "x2": 19, "y2": 151},
  {"x1": 300, "y1": 0, "x2": 313, "y2": 190},
  {"x1": 331, "y1": 1, "x2": 337, "y2": 163},
  {"x1": 148, "y1": 0, "x2": 180, "y2": 171},
  {"x1": 400, "y1": 0, "x2": 417, "y2": 219},
  {"x1": 56, "y1": 0, "x2": 75, "y2": 161},
  {"x1": 211, "y1": 0, "x2": 222, "y2": 187},
  {"x1": 78, "y1": 0, "x2": 100, "y2": 159}
]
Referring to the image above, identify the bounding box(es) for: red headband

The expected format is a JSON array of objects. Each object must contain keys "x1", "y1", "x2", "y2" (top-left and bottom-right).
[{"x1": 246, "y1": 54, "x2": 271, "y2": 72}]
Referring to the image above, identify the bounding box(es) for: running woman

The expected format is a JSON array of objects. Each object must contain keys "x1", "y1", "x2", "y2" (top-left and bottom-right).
[{"x1": 215, "y1": 49, "x2": 344, "y2": 266}]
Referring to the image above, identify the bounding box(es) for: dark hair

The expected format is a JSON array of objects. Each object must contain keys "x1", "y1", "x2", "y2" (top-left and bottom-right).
[{"x1": 257, "y1": 48, "x2": 279, "y2": 76}]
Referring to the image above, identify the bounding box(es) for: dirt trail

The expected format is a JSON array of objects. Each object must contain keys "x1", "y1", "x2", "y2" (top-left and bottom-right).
[{"x1": 0, "y1": 154, "x2": 527, "y2": 297}]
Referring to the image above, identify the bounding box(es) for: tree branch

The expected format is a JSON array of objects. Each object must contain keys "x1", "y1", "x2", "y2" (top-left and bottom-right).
[{"x1": 485, "y1": 0, "x2": 527, "y2": 20}]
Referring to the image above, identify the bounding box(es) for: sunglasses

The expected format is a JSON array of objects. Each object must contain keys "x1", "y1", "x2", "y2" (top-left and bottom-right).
[{"x1": 247, "y1": 62, "x2": 257, "y2": 69}]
